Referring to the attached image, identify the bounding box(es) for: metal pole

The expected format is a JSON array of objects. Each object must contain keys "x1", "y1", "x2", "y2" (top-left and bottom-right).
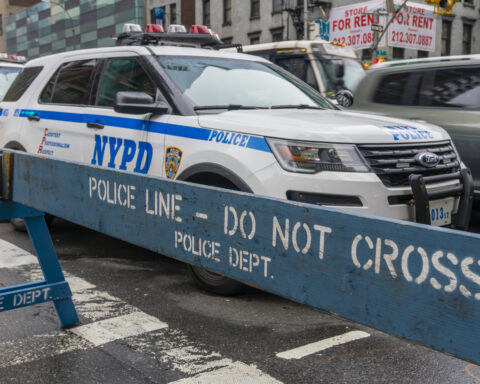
[{"x1": 304, "y1": 0, "x2": 308, "y2": 39}]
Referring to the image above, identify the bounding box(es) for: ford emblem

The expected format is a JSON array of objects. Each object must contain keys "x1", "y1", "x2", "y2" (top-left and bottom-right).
[{"x1": 416, "y1": 152, "x2": 440, "y2": 168}]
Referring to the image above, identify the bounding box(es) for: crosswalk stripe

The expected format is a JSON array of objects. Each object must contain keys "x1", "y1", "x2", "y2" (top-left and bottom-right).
[{"x1": 276, "y1": 330, "x2": 370, "y2": 360}]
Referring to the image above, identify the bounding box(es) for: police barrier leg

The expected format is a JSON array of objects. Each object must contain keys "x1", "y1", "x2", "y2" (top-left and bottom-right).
[{"x1": 24, "y1": 215, "x2": 78, "y2": 327}]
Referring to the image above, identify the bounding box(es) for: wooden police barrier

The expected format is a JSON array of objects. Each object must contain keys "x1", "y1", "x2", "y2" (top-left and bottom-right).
[{"x1": 6, "y1": 150, "x2": 480, "y2": 364}]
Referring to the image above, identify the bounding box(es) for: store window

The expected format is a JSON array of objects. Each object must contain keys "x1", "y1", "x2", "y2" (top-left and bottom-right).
[
  {"x1": 251, "y1": 0, "x2": 260, "y2": 19},
  {"x1": 272, "y1": 0, "x2": 283, "y2": 13},
  {"x1": 224, "y1": 0, "x2": 232, "y2": 25},
  {"x1": 203, "y1": 0, "x2": 210, "y2": 26},
  {"x1": 441, "y1": 19, "x2": 452, "y2": 56},
  {"x1": 249, "y1": 32, "x2": 261, "y2": 44},
  {"x1": 462, "y1": 23, "x2": 473, "y2": 54},
  {"x1": 271, "y1": 27, "x2": 283, "y2": 42},
  {"x1": 170, "y1": 3, "x2": 177, "y2": 25}
]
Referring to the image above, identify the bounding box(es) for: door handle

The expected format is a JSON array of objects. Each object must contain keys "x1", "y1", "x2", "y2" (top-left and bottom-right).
[
  {"x1": 87, "y1": 122, "x2": 104, "y2": 129},
  {"x1": 27, "y1": 115, "x2": 40, "y2": 122}
]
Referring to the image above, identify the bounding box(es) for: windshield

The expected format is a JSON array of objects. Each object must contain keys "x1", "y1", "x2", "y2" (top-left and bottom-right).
[
  {"x1": 157, "y1": 56, "x2": 333, "y2": 110},
  {"x1": 0, "y1": 67, "x2": 22, "y2": 101},
  {"x1": 313, "y1": 56, "x2": 365, "y2": 95}
]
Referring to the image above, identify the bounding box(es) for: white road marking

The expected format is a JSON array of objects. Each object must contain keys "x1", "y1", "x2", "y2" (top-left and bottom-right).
[
  {"x1": 0, "y1": 240, "x2": 283, "y2": 383},
  {"x1": 0, "y1": 239, "x2": 38, "y2": 267},
  {"x1": 276, "y1": 330, "x2": 370, "y2": 360},
  {"x1": 71, "y1": 312, "x2": 168, "y2": 346},
  {"x1": 195, "y1": 212, "x2": 208, "y2": 220},
  {"x1": 169, "y1": 362, "x2": 283, "y2": 384}
]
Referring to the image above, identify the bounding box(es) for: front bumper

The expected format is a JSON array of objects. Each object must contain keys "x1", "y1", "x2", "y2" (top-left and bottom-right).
[{"x1": 409, "y1": 168, "x2": 473, "y2": 230}]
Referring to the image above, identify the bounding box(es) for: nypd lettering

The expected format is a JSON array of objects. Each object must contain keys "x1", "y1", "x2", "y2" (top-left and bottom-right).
[
  {"x1": 91, "y1": 134, "x2": 153, "y2": 174},
  {"x1": 207, "y1": 129, "x2": 250, "y2": 147},
  {"x1": 385, "y1": 125, "x2": 434, "y2": 141}
]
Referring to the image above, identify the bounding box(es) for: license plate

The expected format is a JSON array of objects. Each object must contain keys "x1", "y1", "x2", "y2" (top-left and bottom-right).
[{"x1": 430, "y1": 198, "x2": 454, "y2": 226}]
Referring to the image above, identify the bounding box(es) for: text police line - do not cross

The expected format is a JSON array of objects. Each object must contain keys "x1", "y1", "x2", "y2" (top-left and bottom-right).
[{"x1": 8, "y1": 150, "x2": 480, "y2": 365}]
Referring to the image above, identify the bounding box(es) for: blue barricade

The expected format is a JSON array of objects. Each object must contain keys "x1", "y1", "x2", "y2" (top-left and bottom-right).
[
  {"x1": 0, "y1": 201, "x2": 78, "y2": 327},
  {"x1": 5, "y1": 150, "x2": 480, "y2": 363}
]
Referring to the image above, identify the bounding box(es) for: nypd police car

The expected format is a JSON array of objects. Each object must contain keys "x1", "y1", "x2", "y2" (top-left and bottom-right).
[{"x1": 0, "y1": 25, "x2": 473, "y2": 294}]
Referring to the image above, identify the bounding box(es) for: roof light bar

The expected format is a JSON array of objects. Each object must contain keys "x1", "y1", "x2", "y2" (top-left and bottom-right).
[{"x1": 115, "y1": 23, "x2": 223, "y2": 48}]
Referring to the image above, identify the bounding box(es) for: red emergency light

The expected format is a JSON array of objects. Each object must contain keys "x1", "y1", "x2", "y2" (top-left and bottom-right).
[
  {"x1": 146, "y1": 24, "x2": 164, "y2": 33},
  {"x1": 190, "y1": 25, "x2": 209, "y2": 34}
]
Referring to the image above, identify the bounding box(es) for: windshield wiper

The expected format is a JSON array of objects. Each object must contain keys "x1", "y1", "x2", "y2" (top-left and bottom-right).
[
  {"x1": 194, "y1": 104, "x2": 268, "y2": 111},
  {"x1": 270, "y1": 104, "x2": 324, "y2": 110}
]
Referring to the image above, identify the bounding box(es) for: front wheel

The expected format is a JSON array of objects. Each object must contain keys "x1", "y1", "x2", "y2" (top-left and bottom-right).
[
  {"x1": 185, "y1": 175, "x2": 246, "y2": 295},
  {"x1": 188, "y1": 265, "x2": 245, "y2": 295}
]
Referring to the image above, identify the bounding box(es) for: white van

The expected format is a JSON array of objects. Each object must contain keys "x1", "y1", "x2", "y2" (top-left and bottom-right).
[{"x1": 224, "y1": 40, "x2": 365, "y2": 99}]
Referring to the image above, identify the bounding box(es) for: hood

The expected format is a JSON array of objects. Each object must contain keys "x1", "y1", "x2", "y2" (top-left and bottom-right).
[{"x1": 197, "y1": 109, "x2": 450, "y2": 144}]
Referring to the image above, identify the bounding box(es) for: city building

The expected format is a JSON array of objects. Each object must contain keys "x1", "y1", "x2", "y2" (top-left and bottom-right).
[
  {"x1": 145, "y1": 0, "x2": 480, "y2": 58},
  {"x1": 0, "y1": 0, "x2": 41, "y2": 52},
  {"x1": 5, "y1": 0, "x2": 480, "y2": 59},
  {"x1": 6, "y1": 0, "x2": 144, "y2": 59}
]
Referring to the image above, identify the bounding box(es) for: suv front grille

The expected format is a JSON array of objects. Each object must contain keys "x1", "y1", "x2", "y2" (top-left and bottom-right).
[{"x1": 358, "y1": 141, "x2": 460, "y2": 188}]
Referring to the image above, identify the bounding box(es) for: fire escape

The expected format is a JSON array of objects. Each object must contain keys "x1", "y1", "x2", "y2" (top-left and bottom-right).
[{"x1": 283, "y1": 0, "x2": 331, "y2": 39}]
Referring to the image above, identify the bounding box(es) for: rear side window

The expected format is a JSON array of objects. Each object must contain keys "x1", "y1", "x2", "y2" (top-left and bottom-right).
[
  {"x1": 40, "y1": 60, "x2": 97, "y2": 105},
  {"x1": 373, "y1": 72, "x2": 411, "y2": 105},
  {"x1": 3, "y1": 66, "x2": 42, "y2": 102},
  {"x1": 96, "y1": 58, "x2": 157, "y2": 107},
  {"x1": 418, "y1": 66, "x2": 480, "y2": 109}
]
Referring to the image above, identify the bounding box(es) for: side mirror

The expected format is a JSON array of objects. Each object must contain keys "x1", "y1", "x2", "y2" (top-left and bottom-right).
[
  {"x1": 333, "y1": 60, "x2": 345, "y2": 79},
  {"x1": 336, "y1": 89, "x2": 354, "y2": 108},
  {"x1": 114, "y1": 91, "x2": 170, "y2": 115}
]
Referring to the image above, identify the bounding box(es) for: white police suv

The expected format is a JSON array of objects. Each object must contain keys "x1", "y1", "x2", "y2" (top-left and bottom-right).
[{"x1": 0, "y1": 26, "x2": 473, "y2": 294}]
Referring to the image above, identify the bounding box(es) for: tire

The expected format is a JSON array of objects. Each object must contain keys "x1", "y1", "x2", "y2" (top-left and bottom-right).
[
  {"x1": 186, "y1": 176, "x2": 246, "y2": 296},
  {"x1": 188, "y1": 265, "x2": 245, "y2": 296},
  {"x1": 11, "y1": 214, "x2": 55, "y2": 232}
]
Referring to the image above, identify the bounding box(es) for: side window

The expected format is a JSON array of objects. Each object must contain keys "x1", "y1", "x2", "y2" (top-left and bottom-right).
[
  {"x1": 275, "y1": 57, "x2": 306, "y2": 80},
  {"x1": 373, "y1": 72, "x2": 411, "y2": 105},
  {"x1": 40, "y1": 60, "x2": 97, "y2": 105},
  {"x1": 418, "y1": 66, "x2": 480, "y2": 109},
  {"x1": 96, "y1": 58, "x2": 157, "y2": 107},
  {"x1": 3, "y1": 66, "x2": 42, "y2": 102}
]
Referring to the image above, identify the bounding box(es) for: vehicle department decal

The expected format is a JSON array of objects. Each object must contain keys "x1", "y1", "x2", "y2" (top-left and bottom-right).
[
  {"x1": 17, "y1": 109, "x2": 271, "y2": 153},
  {"x1": 38, "y1": 128, "x2": 70, "y2": 155},
  {"x1": 165, "y1": 147, "x2": 183, "y2": 179},
  {"x1": 384, "y1": 125, "x2": 434, "y2": 141}
]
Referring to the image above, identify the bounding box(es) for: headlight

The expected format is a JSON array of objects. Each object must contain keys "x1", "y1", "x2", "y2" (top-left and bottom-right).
[{"x1": 267, "y1": 138, "x2": 370, "y2": 173}]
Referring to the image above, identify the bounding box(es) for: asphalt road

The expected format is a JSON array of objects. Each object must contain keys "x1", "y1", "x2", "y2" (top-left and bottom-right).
[{"x1": 0, "y1": 217, "x2": 479, "y2": 384}]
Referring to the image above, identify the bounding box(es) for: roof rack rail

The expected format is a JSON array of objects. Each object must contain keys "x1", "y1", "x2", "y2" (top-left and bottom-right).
[
  {"x1": 114, "y1": 31, "x2": 223, "y2": 48},
  {"x1": 373, "y1": 54, "x2": 480, "y2": 69}
]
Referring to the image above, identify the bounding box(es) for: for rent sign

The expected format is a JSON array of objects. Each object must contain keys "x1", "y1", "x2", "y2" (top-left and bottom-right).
[
  {"x1": 388, "y1": 1, "x2": 436, "y2": 52},
  {"x1": 330, "y1": 0, "x2": 386, "y2": 49},
  {"x1": 329, "y1": 1, "x2": 436, "y2": 52}
]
